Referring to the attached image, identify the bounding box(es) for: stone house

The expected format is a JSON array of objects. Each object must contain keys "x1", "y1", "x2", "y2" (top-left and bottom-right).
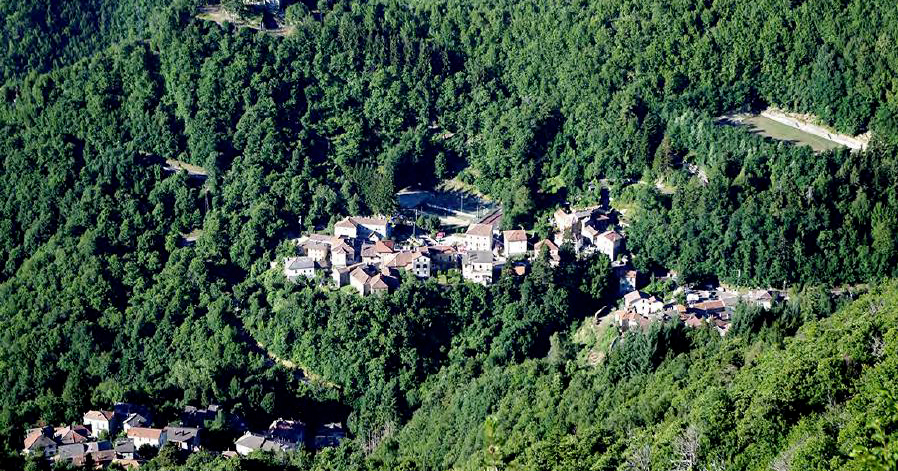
[
  {"x1": 462, "y1": 251, "x2": 494, "y2": 285},
  {"x1": 465, "y1": 224, "x2": 494, "y2": 252}
]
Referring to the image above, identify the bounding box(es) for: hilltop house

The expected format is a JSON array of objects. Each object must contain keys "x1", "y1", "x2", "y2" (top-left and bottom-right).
[
  {"x1": 83, "y1": 411, "x2": 118, "y2": 438},
  {"x1": 465, "y1": 224, "x2": 494, "y2": 252},
  {"x1": 503, "y1": 230, "x2": 528, "y2": 257},
  {"x1": 596, "y1": 230, "x2": 624, "y2": 260},
  {"x1": 462, "y1": 251, "x2": 494, "y2": 285},
  {"x1": 334, "y1": 216, "x2": 392, "y2": 240}
]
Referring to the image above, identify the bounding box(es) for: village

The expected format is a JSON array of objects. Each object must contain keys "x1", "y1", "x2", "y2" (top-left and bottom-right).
[
  {"x1": 280, "y1": 192, "x2": 785, "y2": 338},
  {"x1": 22, "y1": 403, "x2": 344, "y2": 467}
]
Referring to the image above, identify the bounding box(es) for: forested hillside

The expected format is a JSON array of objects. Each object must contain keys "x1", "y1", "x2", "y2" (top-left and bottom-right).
[{"x1": 2, "y1": 0, "x2": 898, "y2": 470}]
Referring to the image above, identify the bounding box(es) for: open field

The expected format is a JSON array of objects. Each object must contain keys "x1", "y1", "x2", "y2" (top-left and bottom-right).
[{"x1": 717, "y1": 113, "x2": 845, "y2": 153}]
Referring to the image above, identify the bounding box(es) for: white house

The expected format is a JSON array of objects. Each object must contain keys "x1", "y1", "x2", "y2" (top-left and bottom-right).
[
  {"x1": 596, "y1": 230, "x2": 624, "y2": 260},
  {"x1": 334, "y1": 216, "x2": 392, "y2": 240},
  {"x1": 302, "y1": 241, "x2": 330, "y2": 263},
  {"x1": 284, "y1": 257, "x2": 316, "y2": 281},
  {"x1": 331, "y1": 241, "x2": 356, "y2": 267},
  {"x1": 465, "y1": 224, "x2": 494, "y2": 252},
  {"x1": 127, "y1": 428, "x2": 166, "y2": 449},
  {"x1": 462, "y1": 251, "x2": 494, "y2": 285},
  {"x1": 503, "y1": 230, "x2": 528, "y2": 257},
  {"x1": 409, "y1": 252, "x2": 432, "y2": 278},
  {"x1": 83, "y1": 410, "x2": 117, "y2": 438}
]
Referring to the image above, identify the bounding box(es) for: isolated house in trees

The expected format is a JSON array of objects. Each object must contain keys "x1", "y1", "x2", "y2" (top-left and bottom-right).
[
  {"x1": 334, "y1": 216, "x2": 392, "y2": 240},
  {"x1": 83, "y1": 410, "x2": 118, "y2": 438},
  {"x1": 462, "y1": 251, "x2": 494, "y2": 285},
  {"x1": 503, "y1": 230, "x2": 528, "y2": 257},
  {"x1": 596, "y1": 230, "x2": 624, "y2": 260}
]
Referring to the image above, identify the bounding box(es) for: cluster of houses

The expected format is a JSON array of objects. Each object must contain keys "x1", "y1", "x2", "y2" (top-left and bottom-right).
[
  {"x1": 23, "y1": 403, "x2": 344, "y2": 468},
  {"x1": 282, "y1": 207, "x2": 629, "y2": 294},
  {"x1": 233, "y1": 419, "x2": 345, "y2": 455},
  {"x1": 612, "y1": 287, "x2": 782, "y2": 336}
]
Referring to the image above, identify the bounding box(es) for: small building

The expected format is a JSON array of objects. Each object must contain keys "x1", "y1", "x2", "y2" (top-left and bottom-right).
[
  {"x1": 164, "y1": 426, "x2": 201, "y2": 451},
  {"x1": 350, "y1": 265, "x2": 375, "y2": 295},
  {"x1": 361, "y1": 240, "x2": 396, "y2": 265},
  {"x1": 503, "y1": 230, "x2": 528, "y2": 257},
  {"x1": 114, "y1": 439, "x2": 136, "y2": 460},
  {"x1": 122, "y1": 413, "x2": 150, "y2": 432},
  {"x1": 284, "y1": 256, "x2": 317, "y2": 281},
  {"x1": 126, "y1": 427, "x2": 166, "y2": 449},
  {"x1": 313, "y1": 423, "x2": 346, "y2": 449},
  {"x1": 750, "y1": 290, "x2": 779, "y2": 309},
  {"x1": 72, "y1": 450, "x2": 115, "y2": 468},
  {"x1": 533, "y1": 239, "x2": 561, "y2": 266},
  {"x1": 267, "y1": 419, "x2": 305, "y2": 449},
  {"x1": 462, "y1": 251, "x2": 494, "y2": 285},
  {"x1": 332, "y1": 265, "x2": 352, "y2": 288},
  {"x1": 553, "y1": 209, "x2": 581, "y2": 244},
  {"x1": 334, "y1": 216, "x2": 392, "y2": 240},
  {"x1": 23, "y1": 429, "x2": 58, "y2": 457},
  {"x1": 83, "y1": 410, "x2": 118, "y2": 438},
  {"x1": 331, "y1": 241, "x2": 356, "y2": 267},
  {"x1": 54, "y1": 425, "x2": 91, "y2": 445},
  {"x1": 426, "y1": 245, "x2": 459, "y2": 270},
  {"x1": 614, "y1": 266, "x2": 638, "y2": 295},
  {"x1": 409, "y1": 251, "x2": 432, "y2": 278},
  {"x1": 633, "y1": 295, "x2": 664, "y2": 316},
  {"x1": 301, "y1": 241, "x2": 330, "y2": 263},
  {"x1": 234, "y1": 432, "x2": 295, "y2": 455},
  {"x1": 54, "y1": 443, "x2": 86, "y2": 464},
  {"x1": 465, "y1": 224, "x2": 494, "y2": 252},
  {"x1": 596, "y1": 230, "x2": 624, "y2": 261},
  {"x1": 582, "y1": 224, "x2": 601, "y2": 246},
  {"x1": 623, "y1": 290, "x2": 648, "y2": 309}
]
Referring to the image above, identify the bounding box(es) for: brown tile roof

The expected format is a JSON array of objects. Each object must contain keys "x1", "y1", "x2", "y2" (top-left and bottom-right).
[
  {"x1": 373, "y1": 240, "x2": 395, "y2": 253},
  {"x1": 503, "y1": 230, "x2": 527, "y2": 243},
  {"x1": 534, "y1": 239, "x2": 559, "y2": 252},
  {"x1": 84, "y1": 410, "x2": 115, "y2": 422},
  {"x1": 127, "y1": 427, "x2": 163, "y2": 440},
  {"x1": 466, "y1": 223, "x2": 493, "y2": 237},
  {"x1": 601, "y1": 230, "x2": 623, "y2": 242},
  {"x1": 334, "y1": 218, "x2": 356, "y2": 229},
  {"x1": 623, "y1": 290, "x2": 646, "y2": 304}
]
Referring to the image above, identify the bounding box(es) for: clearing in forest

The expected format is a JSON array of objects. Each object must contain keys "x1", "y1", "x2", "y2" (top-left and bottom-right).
[{"x1": 717, "y1": 112, "x2": 846, "y2": 153}]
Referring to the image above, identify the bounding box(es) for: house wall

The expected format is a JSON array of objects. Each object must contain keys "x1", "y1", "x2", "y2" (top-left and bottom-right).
[
  {"x1": 505, "y1": 240, "x2": 527, "y2": 257},
  {"x1": 466, "y1": 235, "x2": 492, "y2": 251},
  {"x1": 334, "y1": 226, "x2": 357, "y2": 238}
]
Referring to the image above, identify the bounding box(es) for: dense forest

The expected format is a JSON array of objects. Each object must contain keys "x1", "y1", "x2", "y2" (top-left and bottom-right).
[{"x1": 2, "y1": 0, "x2": 898, "y2": 470}]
